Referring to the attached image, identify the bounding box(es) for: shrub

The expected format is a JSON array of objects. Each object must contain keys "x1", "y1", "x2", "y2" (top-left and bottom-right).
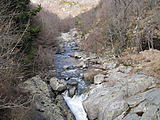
[
  {"x1": 105, "y1": 0, "x2": 160, "y2": 56},
  {"x1": 0, "y1": 0, "x2": 41, "y2": 119}
]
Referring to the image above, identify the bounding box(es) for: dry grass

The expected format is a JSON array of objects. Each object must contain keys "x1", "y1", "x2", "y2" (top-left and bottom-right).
[
  {"x1": 80, "y1": 28, "x2": 106, "y2": 53},
  {"x1": 119, "y1": 49, "x2": 160, "y2": 80}
]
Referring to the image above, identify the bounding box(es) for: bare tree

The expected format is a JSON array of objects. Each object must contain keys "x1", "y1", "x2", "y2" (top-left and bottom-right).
[{"x1": 105, "y1": 0, "x2": 160, "y2": 55}]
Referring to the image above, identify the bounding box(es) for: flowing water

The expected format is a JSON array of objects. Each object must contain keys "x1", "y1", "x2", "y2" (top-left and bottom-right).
[
  {"x1": 54, "y1": 32, "x2": 89, "y2": 120},
  {"x1": 54, "y1": 41, "x2": 88, "y2": 94}
]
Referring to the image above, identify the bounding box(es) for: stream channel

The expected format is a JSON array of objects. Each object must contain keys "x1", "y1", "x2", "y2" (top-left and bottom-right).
[{"x1": 53, "y1": 30, "x2": 90, "y2": 120}]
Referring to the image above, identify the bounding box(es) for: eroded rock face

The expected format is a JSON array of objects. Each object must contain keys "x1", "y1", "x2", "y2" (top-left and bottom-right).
[
  {"x1": 23, "y1": 76, "x2": 64, "y2": 120},
  {"x1": 83, "y1": 65, "x2": 158, "y2": 120},
  {"x1": 23, "y1": 75, "x2": 74, "y2": 120}
]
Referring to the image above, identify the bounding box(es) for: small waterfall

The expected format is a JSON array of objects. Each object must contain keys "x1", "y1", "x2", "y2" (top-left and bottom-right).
[{"x1": 63, "y1": 91, "x2": 88, "y2": 120}]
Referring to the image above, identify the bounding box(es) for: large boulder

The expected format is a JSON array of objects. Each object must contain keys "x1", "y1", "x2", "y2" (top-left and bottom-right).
[
  {"x1": 50, "y1": 77, "x2": 67, "y2": 92},
  {"x1": 83, "y1": 67, "x2": 156, "y2": 120},
  {"x1": 106, "y1": 70, "x2": 155, "y2": 96},
  {"x1": 68, "y1": 87, "x2": 77, "y2": 97},
  {"x1": 83, "y1": 85, "x2": 127, "y2": 120},
  {"x1": 126, "y1": 74, "x2": 155, "y2": 96}
]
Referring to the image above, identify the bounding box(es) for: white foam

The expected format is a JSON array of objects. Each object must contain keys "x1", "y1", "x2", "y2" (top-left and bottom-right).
[{"x1": 63, "y1": 91, "x2": 88, "y2": 120}]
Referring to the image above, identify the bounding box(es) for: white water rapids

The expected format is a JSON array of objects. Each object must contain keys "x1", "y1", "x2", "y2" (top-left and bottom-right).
[{"x1": 63, "y1": 91, "x2": 88, "y2": 120}]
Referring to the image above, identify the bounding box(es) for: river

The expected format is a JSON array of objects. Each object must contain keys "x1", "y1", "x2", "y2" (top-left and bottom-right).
[{"x1": 53, "y1": 29, "x2": 89, "y2": 120}]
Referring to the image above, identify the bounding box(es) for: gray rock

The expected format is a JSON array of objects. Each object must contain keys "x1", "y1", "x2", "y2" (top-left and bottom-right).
[
  {"x1": 130, "y1": 101, "x2": 149, "y2": 113},
  {"x1": 102, "y1": 99, "x2": 128, "y2": 120},
  {"x1": 83, "y1": 70, "x2": 156, "y2": 120},
  {"x1": 23, "y1": 75, "x2": 64, "y2": 120},
  {"x1": 145, "y1": 88, "x2": 160, "y2": 105},
  {"x1": 126, "y1": 88, "x2": 160, "y2": 108},
  {"x1": 126, "y1": 74, "x2": 155, "y2": 96},
  {"x1": 63, "y1": 65, "x2": 70, "y2": 70},
  {"x1": 50, "y1": 77, "x2": 67, "y2": 92},
  {"x1": 61, "y1": 32, "x2": 72, "y2": 42},
  {"x1": 106, "y1": 71, "x2": 128, "y2": 83},
  {"x1": 118, "y1": 66, "x2": 133, "y2": 73},
  {"x1": 102, "y1": 62, "x2": 118, "y2": 70},
  {"x1": 106, "y1": 71, "x2": 155, "y2": 96},
  {"x1": 126, "y1": 92, "x2": 146, "y2": 107},
  {"x1": 106, "y1": 65, "x2": 132, "y2": 74},
  {"x1": 126, "y1": 89, "x2": 160, "y2": 120},
  {"x1": 94, "y1": 74, "x2": 105, "y2": 84},
  {"x1": 67, "y1": 81, "x2": 78, "y2": 86},
  {"x1": 61, "y1": 69, "x2": 80, "y2": 79},
  {"x1": 68, "y1": 87, "x2": 77, "y2": 97},
  {"x1": 92, "y1": 64, "x2": 104, "y2": 69},
  {"x1": 141, "y1": 105, "x2": 160, "y2": 120},
  {"x1": 89, "y1": 58, "x2": 101, "y2": 64},
  {"x1": 23, "y1": 75, "x2": 50, "y2": 97},
  {"x1": 83, "y1": 86, "x2": 126, "y2": 120},
  {"x1": 123, "y1": 114, "x2": 140, "y2": 120}
]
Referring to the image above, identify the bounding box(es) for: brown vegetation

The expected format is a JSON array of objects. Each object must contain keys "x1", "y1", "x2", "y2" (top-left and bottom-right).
[
  {"x1": 80, "y1": 28, "x2": 106, "y2": 53},
  {"x1": 76, "y1": 0, "x2": 160, "y2": 54},
  {"x1": 105, "y1": 0, "x2": 160, "y2": 55},
  {"x1": 0, "y1": 0, "x2": 40, "y2": 119},
  {"x1": 119, "y1": 49, "x2": 160, "y2": 80}
]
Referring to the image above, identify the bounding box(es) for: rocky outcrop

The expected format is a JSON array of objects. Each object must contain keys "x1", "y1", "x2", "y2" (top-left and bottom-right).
[
  {"x1": 22, "y1": 75, "x2": 74, "y2": 120},
  {"x1": 83, "y1": 64, "x2": 159, "y2": 120},
  {"x1": 124, "y1": 88, "x2": 160, "y2": 120}
]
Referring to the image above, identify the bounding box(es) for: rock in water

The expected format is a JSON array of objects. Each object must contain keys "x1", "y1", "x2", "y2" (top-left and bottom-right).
[
  {"x1": 68, "y1": 87, "x2": 77, "y2": 97},
  {"x1": 50, "y1": 77, "x2": 67, "y2": 92}
]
